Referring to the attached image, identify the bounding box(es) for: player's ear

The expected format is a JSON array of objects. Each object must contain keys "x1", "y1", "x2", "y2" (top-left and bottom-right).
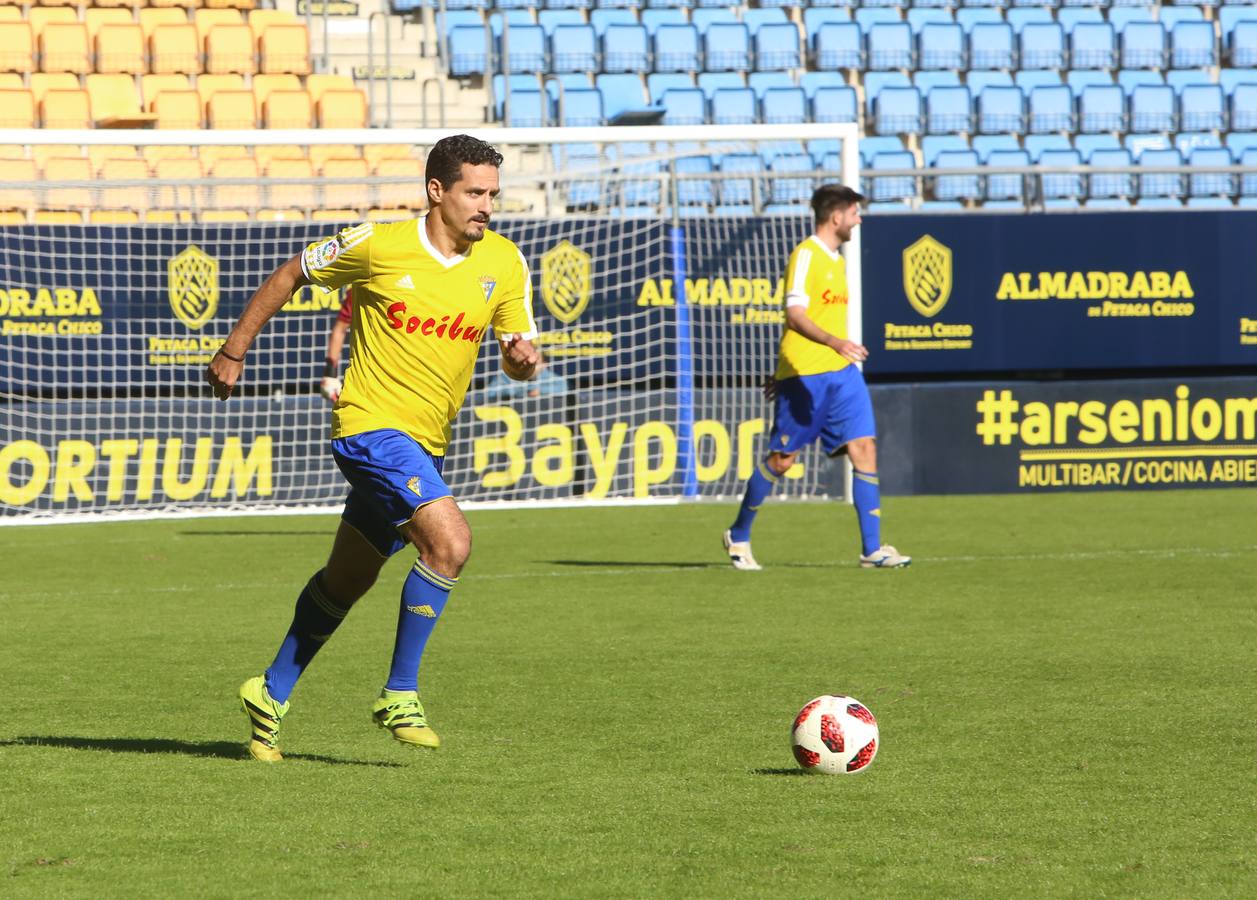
[{"x1": 426, "y1": 177, "x2": 443, "y2": 207}]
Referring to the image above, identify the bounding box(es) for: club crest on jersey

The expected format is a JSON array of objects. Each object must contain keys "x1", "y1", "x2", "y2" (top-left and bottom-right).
[
  {"x1": 167, "y1": 245, "x2": 219, "y2": 331},
  {"x1": 479, "y1": 275, "x2": 496, "y2": 303},
  {"x1": 407, "y1": 476, "x2": 423, "y2": 497},
  {"x1": 902, "y1": 234, "x2": 952, "y2": 319},
  {"x1": 540, "y1": 240, "x2": 591, "y2": 323}
]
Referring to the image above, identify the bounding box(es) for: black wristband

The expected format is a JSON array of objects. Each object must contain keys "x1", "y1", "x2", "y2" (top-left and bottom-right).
[
  {"x1": 323, "y1": 359, "x2": 339, "y2": 378},
  {"x1": 217, "y1": 347, "x2": 245, "y2": 362}
]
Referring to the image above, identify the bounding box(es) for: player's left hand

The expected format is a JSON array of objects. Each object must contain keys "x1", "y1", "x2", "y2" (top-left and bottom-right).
[
  {"x1": 762, "y1": 376, "x2": 778, "y2": 400},
  {"x1": 206, "y1": 351, "x2": 243, "y2": 401},
  {"x1": 319, "y1": 376, "x2": 342, "y2": 403},
  {"x1": 833, "y1": 339, "x2": 869, "y2": 364},
  {"x1": 500, "y1": 336, "x2": 540, "y2": 379}
]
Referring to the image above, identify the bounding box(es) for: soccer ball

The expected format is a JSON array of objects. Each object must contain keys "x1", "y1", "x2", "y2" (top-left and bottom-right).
[{"x1": 790, "y1": 695, "x2": 879, "y2": 775}]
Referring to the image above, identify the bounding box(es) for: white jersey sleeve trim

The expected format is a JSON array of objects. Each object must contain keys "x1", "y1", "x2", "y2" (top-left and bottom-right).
[{"x1": 497, "y1": 248, "x2": 540, "y2": 341}]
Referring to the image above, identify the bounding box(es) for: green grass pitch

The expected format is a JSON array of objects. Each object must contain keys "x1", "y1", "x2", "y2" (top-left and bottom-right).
[{"x1": 2, "y1": 490, "x2": 1255, "y2": 897}]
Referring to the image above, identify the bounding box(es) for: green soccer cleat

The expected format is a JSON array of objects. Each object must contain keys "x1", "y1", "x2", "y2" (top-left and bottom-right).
[
  {"x1": 239, "y1": 676, "x2": 289, "y2": 763},
  {"x1": 371, "y1": 689, "x2": 441, "y2": 749}
]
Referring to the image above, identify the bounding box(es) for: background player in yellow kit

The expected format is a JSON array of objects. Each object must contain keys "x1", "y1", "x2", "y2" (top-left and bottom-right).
[
  {"x1": 722, "y1": 184, "x2": 910, "y2": 572},
  {"x1": 206, "y1": 135, "x2": 539, "y2": 761}
]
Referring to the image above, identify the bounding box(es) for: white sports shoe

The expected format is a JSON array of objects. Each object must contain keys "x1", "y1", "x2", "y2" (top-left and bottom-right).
[
  {"x1": 860, "y1": 545, "x2": 912, "y2": 569},
  {"x1": 722, "y1": 529, "x2": 762, "y2": 571}
]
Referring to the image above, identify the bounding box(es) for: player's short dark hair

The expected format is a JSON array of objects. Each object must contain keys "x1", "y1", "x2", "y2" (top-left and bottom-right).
[
  {"x1": 425, "y1": 134, "x2": 505, "y2": 190},
  {"x1": 811, "y1": 184, "x2": 865, "y2": 224}
]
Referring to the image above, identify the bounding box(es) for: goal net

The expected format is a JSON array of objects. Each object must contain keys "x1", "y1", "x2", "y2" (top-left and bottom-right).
[{"x1": 0, "y1": 124, "x2": 860, "y2": 522}]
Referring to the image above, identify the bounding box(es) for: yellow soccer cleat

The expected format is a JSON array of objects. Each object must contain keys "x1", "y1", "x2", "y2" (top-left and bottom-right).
[
  {"x1": 239, "y1": 676, "x2": 289, "y2": 762},
  {"x1": 371, "y1": 689, "x2": 441, "y2": 749}
]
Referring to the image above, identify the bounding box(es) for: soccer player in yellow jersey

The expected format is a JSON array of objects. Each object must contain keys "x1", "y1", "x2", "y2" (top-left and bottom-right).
[
  {"x1": 205, "y1": 135, "x2": 540, "y2": 761},
  {"x1": 722, "y1": 184, "x2": 910, "y2": 572}
]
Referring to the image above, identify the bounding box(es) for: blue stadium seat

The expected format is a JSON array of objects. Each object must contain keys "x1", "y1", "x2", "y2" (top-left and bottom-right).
[
  {"x1": 1020, "y1": 22, "x2": 1066, "y2": 69},
  {"x1": 906, "y1": 9, "x2": 951, "y2": 31},
  {"x1": 1172, "y1": 22, "x2": 1217, "y2": 68},
  {"x1": 711, "y1": 86, "x2": 757, "y2": 124},
  {"x1": 1125, "y1": 132, "x2": 1170, "y2": 158},
  {"x1": 1058, "y1": 8, "x2": 1104, "y2": 33},
  {"x1": 1028, "y1": 84, "x2": 1074, "y2": 133},
  {"x1": 1232, "y1": 83, "x2": 1257, "y2": 130},
  {"x1": 1025, "y1": 134, "x2": 1071, "y2": 161},
  {"x1": 693, "y1": 9, "x2": 737, "y2": 34},
  {"x1": 961, "y1": 0, "x2": 1006, "y2": 11},
  {"x1": 1241, "y1": 147, "x2": 1257, "y2": 199},
  {"x1": 1039, "y1": 148, "x2": 1084, "y2": 201},
  {"x1": 1160, "y1": 7, "x2": 1205, "y2": 30},
  {"x1": 1230, "y1": 21, "x2": 1257, "y2": 67},
  {"x1": 1121, "y1": 22, "x2": 1167, "y2": 69},
  {"x1": 969, "y1": 23, "x2": 1014, "y2": 69},
  {"x1": 967, "y1": 69, "x2": 1014, "y2": 97},
  {"x1": 799, "y1": 70, "x2": 844, "y2": 97},
  {"x1": 594, "y1": 73, "x2": 650, "y2": 121},
  {"x1": 649, "y1": 0, "x2": 689, "y2": 8},
  {"x1": 1071, "y1": 22, "x2": 1117, "y2": 70},
  {"x1": 546, "y1": 0, "x2": 592, "y2": 9},
  {"x1": 973, "y1": 134, "x2": 1021, "y2": 161},
  {"x1": 555, "y1": 87, "x2": 603, "y2": 126},
  {"x1": 1108, "y1": 7, "x2": 1156, "y2": 33},
  {"x1": 804, "y1": 8, "x2": 852, "y2": 43},
  {"x1": 1185, "y1": 197, "x2": 1233, "y2": 209},
  {"x1": 594, "y1": 0, "x2": 636, "y2": 7},
  {"x1": 1115, "y1": 69, "x2": 1163, "y2": 94},
  {"x1": 864, "y1": 71, "x2": 912, "y2": 114},
  {"x1": 552, "y1": 143, "x2": 602, "y2": 208},
  {"x1": 922, "y1": 134, "x2": 967, "y2": 165},
  {"x1": 654, "y1": 24, "x2": 700, "y2": 72},
  {"x1": 870, "y1": 151, "x2": 916, "y2": 203},
  {"x1": 1220, "y1": 68, "x2": 1257, "y2": 96},
  {"x1": 675, "y1": 153, "x2": 715, "y2": 207},
  {"x1": 1089, "y1": 148, "x2": 1134, "y2": 199},
  {"x1": 718, "y1": 153, "x2": 764, "y2": 207},
  {"x1": 506, "y1": 90, "x2": 546, "y2": 127},
  {"x1": 957, "y1": 9, "x2": 1003, "y2": 33},
  {"x1": 660, "y1": 88, "x2": 706, "y2": 125},
  {"x1": 748, "y1": 71, "x2": 793, "y2": 97},
  {"x1": 489, "y1": 10, "x2": 536, "y2": 37},
  {"x1": 916, "y1": 70, "x2": 962, "y2": 93},
  {"x1": 1076, "y1": 133, "x2": 1121, "y2": 159},
  {"x1": 769, "y1": 153, "x2": 815, "y2": 203},
  {"x1": 1019, "y1": 70, "x2": 1063, "y2": 93},
  {"x1": 868, "y1": 22, "x2": 915, "y2": 70},
  {"x1": 927, "y1": 85, "x2": 974, "y2": 134},
  {"x1": 817, "y1": 151, "x2": 842, "y2": 175},
  {"x1": 756, "y1": 22, "x2": 803, "y2": 70},
  {"x1": 1166, "y1": 69, "x2": 1213, "y2": 93},
  {"x1": 1189, "y1": 147, "x2": 1234, "y2": 198},
  {"x1": 538, "y1": 10, "x2": 583, "y2": 36},
  {"x1": 705, "y1": 22, "x2": 752, "y2": 71},
  {"x1": 762, "y1": 86, "x2": 807, "y2": 123},
  {"x1": 611, "y1": 142, "x2": 661, "y2": 207},
  {"x1": 1129, "y1": 84, "x2": 1175, "y2": 132},
  {"x1": 1079, "y1": 84, "x2": 1125, "y2": 132},
  {"x1": 697, "y1": 72, "x2": 744, "y2": 98},
  {"x1": 640, "y1": 8, "x2": 685, "y2": 35},
  {"x1": 494, "y1": 0, "x2": 535, "y2": 9},
  {"x1": 1180, "y1": 83, "x2": 1225, "y2": 131},
  {"x1": 1138, "y1": 147, "x2": 1184, "y2": 201},
  {"x1": 1177, "y1": 131, "x2": 1222, "y2": 156},
  {"x1": 500, "y1": 24, "x2": 546, "y2": 73},
  {"x1": 986, "y1": 148, "x2": 1030, "y2": 202},
  {"x1": 1007, "y1": 9, "x2": 1053, "y2": 34},
  {"x1": 449, "y1": 25, "x2": 490, "y2": 76},
  {"x1": 874, "y1": 86, "x2": 924, "y2": 134},
  {"x1": 602, "y1": 24, "x2": 648, "y2": 73},
  {"x1": 437, "y1": 9, "x2": 482, "y2": 33},
  {"x1": 589, "y1": 9, "x2": 636, "y2": 38},
  {"x1": 855, "y1": 8, "x2": 902, "y2": 32},
  {"x1": 815, "y1": 23, "x2": 862, "y2": 69},
  {"x1": 860, "y1": 135, "x2": 907, "y2": 168},
  {"x1": 933, "y1": 149, "x2": 980, "y2": 202},
  {"x1": 647, "y1": 72, "x2": 692, "y2": 102},
  {"x1": 760, "y1": 0, "x2": 805, "y2": 8},
  {"x1": 759, "y1": 139, "x2": 807, "y2": 166},
  {"x1": 551, "y1": 24, "x2": 596, "y2": 73},
  {"x1": 919, "y1": 23, "x2": 965, "y2": 70},
  {"x1": 977, "y1": 85, "x2": 1025, "y2": 134},
  {"x1": 812, "y1": 85, "x2": 859, "y2": 123}
]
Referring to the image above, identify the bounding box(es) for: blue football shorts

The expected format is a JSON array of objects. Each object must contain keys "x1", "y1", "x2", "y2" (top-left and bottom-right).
[
  {"x1": 768, "y1": 366, "x2": 877, "y2": 457},
  {"x1": 330, "y1": 429, "x2": 453, "y2": 558}
]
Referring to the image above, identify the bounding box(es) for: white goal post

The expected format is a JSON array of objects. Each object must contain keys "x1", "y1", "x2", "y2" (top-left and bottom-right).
[{"x1": 0, "y1": 123, "x2": 861, "y2": 522}]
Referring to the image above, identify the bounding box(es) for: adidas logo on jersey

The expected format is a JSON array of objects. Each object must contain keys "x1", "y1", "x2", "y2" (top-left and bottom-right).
[{"x1": 395, "y1": 274, "x2": 415, "y2": 289}]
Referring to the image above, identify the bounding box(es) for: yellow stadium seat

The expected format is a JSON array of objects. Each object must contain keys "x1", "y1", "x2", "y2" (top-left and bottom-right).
[
  {"x1": 195, "y1": 71, "x2": 242, "y2": 109},
  {"x1": 317, "y1": 89, "x2": 367, "y2": 129},
  {"x1": 203, "y1": 208, "x2": 249, "y2": 222},
  {"x1": 0, "y1": 9, "x2": 20, "y2": 24},
  {"x1": 146, "y1": 209, "x2": 195, "y2": 223},
  {"x1": 309, "y1": 143, "x2": 356, "y2": 171},
  {"x1": 0, "y1": 88, "x2": 34, "y2": 128},
  {"x1": 363, "y1": 144, "x2": 412, "y2": 169},
  {"x1": 208, "y1": 154, "x2": 259, "y2": 210},
  {"x1": 90, "y1": 209, "x2": 141, "y2": 223},
  {"x1": 85, "y1": 8, "x2": 133, "y2": 43},
  {"x1": 41, "y1": 88, "x2": 90, "y2": 128},
  {"x1": 140, "y1": 8, "x2": 187, "y2": 41},
  {"x1": 312, "y1": 209, "x2": 357, "y2": 223},
  {"x1": 251, "y1": 72, "x2": 298, "y2": 108},
  {"x1": 321, "y1": 156, "x2": 368, "y2": 212},
  {"x1": 153, "y1": 155, "x2": 202, "y2": 211},
  {"x1": 86, "y1": 73, "x2": 150, "y2": 125},
  {"x1": 96, "y1": 24, "x2": 146, "y2": 75},
  {"x1": 199, "y1": 145, "x2": 248, "y2": 168},
  {"x1": 0, "y1": 22, "x2": 34, "y2": 73},
  {"x1": 0, "y1": 210, "x2": 27, "y2": 224},
  {"x1": 0, "y1": 158, "x2": 38, "y2": 212},
  {"x1": 367, "y1": 207, "x2": 416, "y2": 223},
  {"x1": 259, "y1": 23, "x2": 309, "y2": 76},
  {"x1": 150, "y1": 24, "x2": 200, "y2": 75},
  {"x1": 373, "y1": 157, "x2": 424, "y2": 209},
  {"x1": 40, "y1": 22, "x2": 91, "y2": 74},
  {"x1": 262, "y1": 89, "x2": 311, "y2": 129},
  {"x1": 42, "y1": 155, "x2": 92, "y2": 211},
  {"x1": 257, "y1": 208, "x2": 304, "y2": 222},
  {"x1": 204, "y1": 23, "x2": 254, "y2": 75},
  {"x1": 31, "y1": 72, "x2": 78, "y2": 105},
  {"x1": 141, "y1": 72, "x2": 189, "y2": 108},
  {"x1": 205, "y1": 0, "x2": 256, "y2": 11},
  {"x1": 89, "y1": 0, "x2": 142, "y2": 13},
  {"x1": 247, "y1": 9, "x2": 293, "y2": 43},
  {"x1": 28, "y1": 8, "x2": 77, "y2": 41},
  {"x1": 98, "y1": 157, "x2": 150, "y2": 213},
  {"x1": 206, "y1": 88, "x2": 254, "y2": 128},
  {"x1": 0, "y1": 72, "x2": 21, "y2": 89},
  {"x1": 87, "y1": 144, "x2": 138, "y2": 173},
  {"x1": 193, "y1": 9, "x2": 241, "y2": 43},
  {"x1": 264, "y1": 155, "x2": 312, "y2": 210},
  {"x1": 33, "y1": 210, "x2": 84, "y2": 224},
  {"x1": 152, "y1": 89, "x2": 200, "y2": 128},
  {"x1": 254, "y1": 144, "x2": 305, "y2": 169},
  {"x1": 149, "y1": 0, "x2": 197, "y2": 11},
  {"x1": 32, "y1": 0, "x2": 83, "y2": 9},
  {"x1": 305, "y1": 73, "x2": 354, "y2": 105},
  {"x1": 143, "y1": 144, "x2": 196, "y2": 165}
]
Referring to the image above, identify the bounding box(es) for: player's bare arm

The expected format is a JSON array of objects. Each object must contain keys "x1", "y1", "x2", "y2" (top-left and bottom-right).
[
  {"x1": 499, "y1": 335, "x2": 540, "y2": 381},
  {"x1": 206, "y1": 254, "x2": 310, "y2": 401},
  {"x1": 785, "y1": 305, "x2": 868, "y2": 364}
]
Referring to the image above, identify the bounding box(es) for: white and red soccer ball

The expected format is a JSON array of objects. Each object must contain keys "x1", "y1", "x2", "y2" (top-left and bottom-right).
[{"x1": 791, "y1": 695, "x2": 879, "y2": 775}]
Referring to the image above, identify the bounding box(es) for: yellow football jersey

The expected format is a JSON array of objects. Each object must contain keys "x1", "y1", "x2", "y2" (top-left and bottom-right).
[
  {"x1": 301, "y1": 217, "x2": 538, "y2": 455},
  {"x1": 775, "y1": 235, "x2": 851, "y2": 380}
]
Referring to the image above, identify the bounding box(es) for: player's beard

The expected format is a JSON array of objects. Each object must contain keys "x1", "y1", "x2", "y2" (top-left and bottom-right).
[{"x1": 464, "y1": 218, "x2": 489, "y2": 243}]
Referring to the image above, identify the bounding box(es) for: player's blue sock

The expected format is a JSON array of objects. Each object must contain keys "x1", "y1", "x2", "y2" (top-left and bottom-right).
[
  {"x1": 852, "y1": 469, "x2": 882, "y2": 556},
  {"x1": 729, "y1": 459, "x2": 780, "y2": 543},
  {"x1": 384, "y1": 559, "x2": 456, "y2": 693},
  {"x1": 265, "y1": 571, "x2": 352, "y2": 704}
]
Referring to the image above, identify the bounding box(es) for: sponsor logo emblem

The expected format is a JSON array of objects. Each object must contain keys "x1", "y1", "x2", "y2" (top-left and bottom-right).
[
  {"x1": 305, "y1": 237, "x2": 342, "y2": 272},
  {"x1": 395, "y1": 273, "x2": 415, "y2": 290},
  {"x1": 902, "y1": 234, "x2": 952, "y2": 319},
  {"x1": 540, "y1": 240, "x2": 591, "y2": 323},
  {"x1": 167, "y1": 245, "x2": 219, "y2": 331},
  {"x1": 406, "y1": 604, "x2": 437, "y2": 617},
  {"x1": 479, "y1": 275, "x2": 497, "y2": 303},
  {"x1": 407, "y1": 476, "x2": 423, "y2": 497}
]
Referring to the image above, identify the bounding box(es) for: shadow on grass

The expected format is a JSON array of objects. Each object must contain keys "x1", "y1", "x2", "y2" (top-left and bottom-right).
[
  {"x1": 751, "y1": 767, "x2": 812, "y2": 776},
  {"x1": 0, "y1": 736, "x2": 403, "y2": 768},
  {"x1": 547, "y1": 559, "x2": 835, "y2": 570},
  {"x1": 178, "y1": 531, "x2": 334, "y2": 538}
]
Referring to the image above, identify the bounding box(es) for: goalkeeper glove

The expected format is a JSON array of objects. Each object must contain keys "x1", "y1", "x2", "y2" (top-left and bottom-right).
[{"x1": 320, "y1": 376, "x2": 342, "y2": 403}]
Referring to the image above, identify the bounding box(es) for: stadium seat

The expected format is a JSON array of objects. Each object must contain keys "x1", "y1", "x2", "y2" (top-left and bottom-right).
[
  {"x1": 1170, "y1": 22, "x2": 1216, "y2": 69},
  {"x1": 1040, "y1": 148, "x2": 1083, "y2": 201},
  {"x1": 748, "y1": 71, "x2": 792, "y2": 98},
  {"x1": 0, "y1": 87, "x2": 33, "y2": 128},
  {"x1": 870, "y1": 151, "x2": 916, "y2": 203},
  {"x1": 1089, "y1": 148, "x2": 1133, "y2": 200},
  {"x1": 85, "y1": 7, "x2": 132, "y2": 41},
  {"x1": 769, "y1": 153, "x2": 814, "y2": 204},
  {"x1": 39, "y1": 23, "x2": 90, "y2": 74},
  {"x1": 205, "y1": 23, "x2": 256, "y2": 75},
  {"x1": 814, "y1": 23, "x2": 861, "y2": 70},
  {"x1": 653, "y1": 23, "x2": 699, "y2": 73},
  {"x1": 675, "y1": 153, "x2": 715, "y2": 207},
  {"x1": 152, "y1": 89, "x2": 201, "y2": 129},
  {"x1": 705, "y1": 22, "x2": 751, "y2": 72},
  {"x1": 1232, "y1": 83, "x2": 1257, "y2": 131},
  {"x1": 42, "y1": 155, "x2": 92, "y2": 212},
  {"x1": 86, "y1": 73, "x2": 148, "y2": 126},
  {"x1": 926, "y1": 85, "x2": 973, "y2": 134},
  {"x1": 922, "y1": 134, "x2": 967, "y2": 167},
  {"x1": 1129, "y1": 84, "x2": 1175, "y2": 133},
  {"x1": 601, "y1": 23, "x2": 647, "y2": 73},
  {"x1": 29, "y1": 7, "x2": 76, "y2": 41},
  {"x1": 538, "y1": 10, "x2": 583, "y2": 37},
  {"x1": 932, "y1": 149, "x2": 980, "y2": 202},
  {"x1": 968, "y1": 23, "x2": 1014, "y2": 70},
  {"x1": 762, "y1": 86, "x2": 807, "y2": 125},
  {"x1": 260, "y1": 24, "x2": 310, "y2": 76},
  {"x1": 151, "y1": 25, "x2": 201, "y2": 75},
  {"x1": 610, "y1": 141, "x2": 660, "y2": 208},
  {"x1": 555, "y1": 86, "x2": 602, "y2": 126},
  {"x1": 41, "y1": 89, "x2": 90, "y2": 129},
  {"x1": 98, "y1": 158, "x2": 151, "y2": 216},
  {"x1": 321, "y1": 156, "x2": 368, "y2": 212},
  {"x1": 640, "y1": 9, "x2": 684, "y2": 36},
  {"x1": 449, "y1": 25, "x2": 490, "y2": 76},
  {"x1": 864, "y1": 70, "x2": 911, "y2": 115},
  {"x1": 717, "y1": 153, "x2": 764, "y2": 208},
  {"x1": 263, "y1": 89, "x2": 312, "y2": 128},
  {"x1": 313, "y1": 90, "x2": 365, "y2": 129},
  {"x1": 248, "y1": 9, "x2": 297, "y2": 43},
  {"x1": 153, "y1": 157, "x2": 203, "y2": 216},
  {"x1": 207, "y1": 89, "x2": 255, "y2": 129},
  {"x1": 919, "y1": 23, "x2": 964, "y2": 70},
  {"x1": 711, "y1": 86, "x2": 756, "y2": 124},
  {"x1": 1241, "y1": 147, "x2": 1257, "y2": 199},
  {"x1": 977, "y1": 85, "x2": 1025, "y2": 135},
  {"x1": 1190, "y1": 146, "x2": 1235, "y2": 198},
  {"x1": 1136, "y1": 147, "x2": 1183, "y2": 201},
  {"x1": 1121, "y1": 22, "x2": 1166, "y2": 69},
  {"x1": 252, "y1": 73, "x2": 300, "y2": 109},
  {"x1": 500, "y1": 23, "x2": 546, "y2": 73},
  {"x1": 1180, "y1": 83, "x2": 1225, "y2": 132},
  {"x1": 1115, "y1": 69, "x2": 1163, "y2": 94},
  {"x1": 660, "y1": 87, "x2": 705, "y2": 126},
  {"x1": 506, "y1": 89, "x2": 546, "y2": 126},
  {"x1": 595, "y1": 73, "x2": 652, "y2": 122},
  {"x1": 875, "y1": 86, "x2": 923, "y2": 136},
  {"x1": 986, "y1": 148, "x2": 1029, "y2": 202},
  {"x1": 95, "y1": 24, "x2": 146, "y2": 75},
  {"x1": 804, "y1": 8, "x2": 851, "y2": 47},
  {"x1": 1079, "y1": 84, "x2": 1125, "y2": 132},
  {"x1": 868, "y1": 22, "x2": 913, "y2": 70},
  {"x1": 551, "y1": 24, "x2": 597, "y2": 73},
  {"x1": 648, "y1": 72, "x2": 692, "y2": 102},
  {"x1": 1018, "y1": 70, "x2": 1062, "y2": 94},
  {"x1": 589, "y1": 9, "x2": 636, "y2": 39},
  {"x1": 1071, "y1": 22, "x2": 1117, "y2": 70},
  {"x1": 812, "y1": 85, "x2": 859, "y2": 124},
  {"x1": 693, "y1": 8, "x2": 738, "y2": 34},
  {"x1": 140, "y1": 9, "x2": 188, "y2": 42},
  {"x1": 0, "y1": 157, "x2": 37, "y2": 215},
  {"x1": 1020, "y1": 22, "x2": 1065, "y2": 70},
  {"x1": 371, "y1": 157, "x2": 423, "y2": 209},
  {"x1": 1028, "y1": 85, "x2": 1074, "y2": 133},
  {"x1": 1232, "y1": 22, "x2": 1257, "y2": 68},
  {"x1": 756, "y1": 22, "x2": 802, "y2": 70}
]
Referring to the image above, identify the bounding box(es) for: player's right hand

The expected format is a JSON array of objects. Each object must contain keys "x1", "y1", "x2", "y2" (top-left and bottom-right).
[
  {"x1": 762, "y1": 376, "x2": 778, "y2": 400},
  {"x1": 320, "y1": 376, "x2": 343, "y2": 403},
  {"x1": 206, "y1": 352, "x2": 243, "y2": 401},
  {"x1": 833, "y1": 339, "x2": 869, "y2": 364}
]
